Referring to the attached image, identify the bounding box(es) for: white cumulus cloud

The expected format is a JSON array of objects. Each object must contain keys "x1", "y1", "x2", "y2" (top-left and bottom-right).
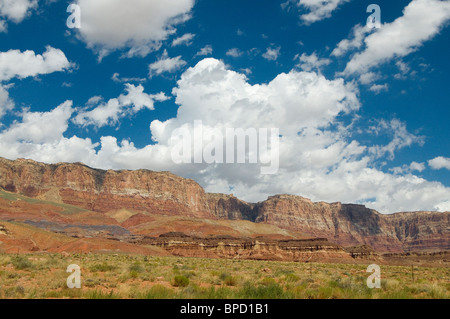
[
  {"x1": 332, "y1": 24, "x2": 370, "y2": 57},
  {"x1": 342, "y1": 0, "x2": 450, "y2": 75},
  {"x1": 284, "y1": 0, "x2": 351, "y2": 24},
  {"x1": 73, "y1": 84, "x2": 169, "y2": 128},
  {"x1": 0, "y1": 101, "x2": 99, "y2": 164},
  {"x1": 1, "y1": 58, "x2": 449, "y2": 214},
  {"x1": 262, "y1": 46, "x2": 281, "y2": 61},
  {"x1": 148, "y1": 50, "x2": 187, "y2": 78},
  {"x1": 0, "y1": 84, "x2": 13, "y2": 118},
  {"x1": 0, "y1": 46, "x2": 72, "y2": 119},
  {"x1": 226, "y1": 48, "x2": 243, "y2": 58},
  {"x1": 369, "y1": 83, "x2": 388, "y2": 94},
  {"x1": 75, "y1": 0, "x2": 194, "y2": 57},
  {"x1": 295, "y1": 52, "x2": 331, "y2": 71},
  {"x1": 0, "y1": 0, "x2": 37, "y2": 32},
  {"x1": 429, "y1": 156, "x2": 450, "y2": 170},
  {"x1": 0, "y1": 46, "x2": 72, "y2": 82},
  {"x1": 195, "y1": 45, "x2": 213, "y2": 57},
  {"x1": 391, "y1": 161, "x2": 426, "y2": 174},
  {"x1": 368, "y1": 119, "x2": 424, "y2": 160},
  {"x1": 172, "y1": 33, "x2": 195, "y2": 47},
  {"x1": 0, "y1": 101, "x2": 73, "y2": 144}
]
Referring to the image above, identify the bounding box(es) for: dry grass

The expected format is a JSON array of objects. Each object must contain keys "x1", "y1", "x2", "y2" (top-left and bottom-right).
[{"x1": 0, "y1": 253, "x2": 448, "y2": 299}]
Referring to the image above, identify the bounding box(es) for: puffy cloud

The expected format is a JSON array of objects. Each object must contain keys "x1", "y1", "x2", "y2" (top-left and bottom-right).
[
  {"x1": 195, "y1": 45, "x2": 213, "y2": 57},
  {"x1": 262, "y1": 46, "x2": 281, "y2": 61},
  {"x1": 75, "y1": 0, "x2": 195, "y2": 57},
  {"x1": 0, "y1": 46, "x2": 72, "y2": 119},
  {"x1": 429, "y1": 156, "x2": 450, "y2": 170},
  {"x1": 0, "y1": 101, "x2": 99, "y2": 163},
  {"x1": 172, "y1": 33, "x2": 195, "y2": 47},
  {"x1": 283, "y1": 0, "x2": 351, "y2": 24},
  {"x1": 369, "y1": 83, "x2": 388, "y2": 94},
  {"x1": 73, "y1": 84, "x2": 169, "y2": 127},
  {"x1": 0, "y1": 0, "x2": 37, "y2": 31},
  {"x1": 390, "y1": 161, "x2": 426, "y2": 174},
  {"x1": 0, "y1": 46, "x2": 72, "y2": 82},
  {"x1": 408, "y1": 161, "x2": 426, "y2": 172},
  {"x1": 358, "y1": 72, "x2": 380, "y2": 85},
  {"x1": 295, "y1": 52, "x2": 331, "y2": 71},
  {"x1": 342, "y1": 0, "x2": 450, "y2": 75},
  {"x1": 167, "y1": 58, "x2": 359, "y2": 135},
  {"x1": 226, "y1": 48, "x2": 243, "y2": 58},
  {"x1": 0, "y1": 84, "x2": 13, "y2": 118},
  {"x1": 111, "y1": 72, "x2": 146, "y2": 84},
  {"x1": 240, "y1": 68, "x2": 252, "y2": 75},
  {"x1": 395, "y1": 61, "x2": 411, "y2": 78},
  {"x1": 148, "y1": 50, "x2": 187, "y2": 78},
  {"x1": 332, "y1": 24, "x2": 370, "y2": 57},
  {"x1": 144, "y1": 59, "x2": 450, "y2": 213},
  {"x1": 0, "y1": 101, "x2": 73, "y2": 144},
  {"x1": 368, "y1": 119, "x2": 424, "y2": 160},
  {"x1": 1, "y1": 58, "x2": 449, "y2": 213},
  {"x1": 313, "y1": 166, "x2": 450, "y2": 213}
]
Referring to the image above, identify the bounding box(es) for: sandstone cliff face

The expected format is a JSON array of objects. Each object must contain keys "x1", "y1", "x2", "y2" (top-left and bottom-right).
[
  {"x1": 0, "y1": 157, "x2": 448, "y2": 253},
  {"x1": 385, "y1": 212, "x2": 450, "y2": 252},
  {"x1": 0, "y1": 157, "x2": 212, "y2": 218},
  {"x1": 252, "y1": 195, "x2": 449, "y2": 252},
  {"x1": 206, "y1": 193, "x2": 256, "y2": 220},
  {"x1": 253, "y1": 195, "x2": 403, "y2": 252}
]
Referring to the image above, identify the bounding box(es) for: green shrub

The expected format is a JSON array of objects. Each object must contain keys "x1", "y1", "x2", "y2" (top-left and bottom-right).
[
  {"x1": 284, "y1": 273, "x2": 300, "y2": 282},
  {"x1": 129, "y1": 263, "x2": 144, "y2": 273},
  {"x1": 7, "y1": 272, "x2": 19, "y2": 279},
  {"x1": 172, "y1": 275, "x2": 190, "y2": 287},
  {"x1": 86, "y1": 289, "x2": 118, "y2": 299},
  {"x1": 140, "y1": 285, "x2": 174, "y2": 299},
  {"x1": 238, "y1": 282, "x2": 291, "y2": 299},
  {"x1": 11, "y1": 256, "x2": 33, "y2": 270},
  {"x1": 84, "y1": 278, "x2": 102, "y2": 287},
  {"x1": 200, "y1": 286, "x2": 234, "y2": 299},
  {"x1": 260, "y1": 277, "x2": 276, "y2": 286},
  {"x1": 223, "y1": 276, "x2": 237, "y2": 286},
  {"x1": 219, "y1": 272, "x2": 230, "y2": 280},
  {"x1": 90, "y1": 263, "x2": 117, "y2": 272}
]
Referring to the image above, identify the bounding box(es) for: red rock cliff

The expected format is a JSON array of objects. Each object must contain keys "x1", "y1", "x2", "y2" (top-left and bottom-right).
[
  {"x1": 0, "y1": 157, "x2": 448, "y2": 252},
  {"x1": 252, "y1": 195, "x2": 449, "y2": 252},
  {"x1": 0, "y1": 157, "x2": 212, "y2": 218}
]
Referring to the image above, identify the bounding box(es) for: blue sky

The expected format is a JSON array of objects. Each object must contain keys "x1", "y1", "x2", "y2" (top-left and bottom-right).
[{"x1": 0, "y1": 0, "x2": 449, "y2": 213}]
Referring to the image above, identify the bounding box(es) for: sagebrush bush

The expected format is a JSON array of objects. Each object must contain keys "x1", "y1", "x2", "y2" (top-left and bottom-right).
[
  {"x1": 223, "y1": 275, "x2": 237, "y2": 286},
  {"x1": 129, "y1": 263, "x2": 144, "y2": 273},
  {"x1": 90, "y1": 263, "x2": 117, "y2": 272},
  {"x1": 172, "y1": 275, "x2": 189, "y2": 287},
  {"x1": 11, "y1": 256, "x2": 33, "y2": 270}
]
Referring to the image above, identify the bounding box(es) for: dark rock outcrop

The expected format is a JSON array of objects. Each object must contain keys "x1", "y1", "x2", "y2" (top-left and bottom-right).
[
  {"x1": 206, "y1": 193, "x2": 256, "y2": 220},
  {"x1": 141, "y1": 232, "x2": 353, "y2": 262}
]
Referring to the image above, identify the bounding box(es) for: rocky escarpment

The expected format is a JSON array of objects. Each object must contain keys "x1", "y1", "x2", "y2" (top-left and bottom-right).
[
  {"x1": 141, "y1": 232, "x2": 354, "y2": 262},
  {"x1": 0, "y1": 157, "x2": 213, "y2": 218},
  {"x1": 344, "y1": 245, "x2": 379, "y2": 259},
  {"x1": 0, "y1": 157, "x2": 448, "y2": 253},
  {"x1": 253, "y1": 195, "x2": 402, "y2": 252},
  {"x1": 253, "y1": 195, "x2": 449, "y2": 252},
  {"x1": 385, "y1": 212, "x2": 450, "y2": 252},
  {"x1": 206, "y1": 193, "x2": 256, "y2": 220}
]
